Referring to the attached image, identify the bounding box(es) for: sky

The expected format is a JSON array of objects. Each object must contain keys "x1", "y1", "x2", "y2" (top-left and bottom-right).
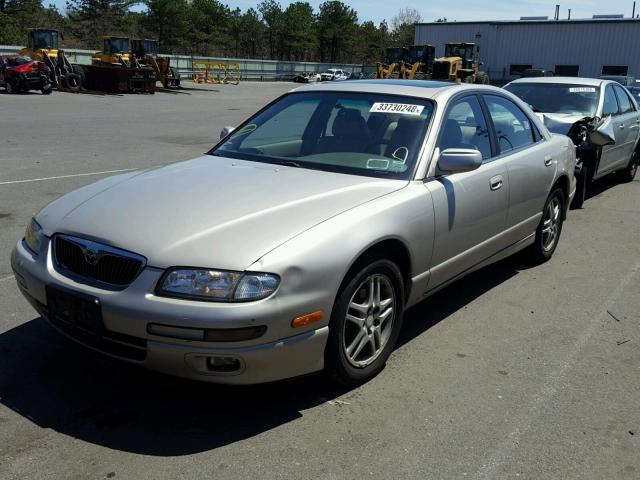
[{"x1": 50, "y1": 0, "x2": 640, "y2": 24}]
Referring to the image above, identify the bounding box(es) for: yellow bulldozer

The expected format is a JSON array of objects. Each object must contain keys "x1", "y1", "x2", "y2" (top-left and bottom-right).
[
  {"x1": 430, "y1": 42, "x2": 489, "y2": 84},
  {"x1": 402, "y1": 45, "x2": 435, "y2": 79},
  {"x1": 375, "y1": 45, "x2": 436, "y2": 80},
  {"x1": 92, "y1": 36, "x2": 133, "y2": 66},
  {"x1": 131, "y1": 39, "x2": 180, "y2": 88},
  {"x1": 375, "y1": 47, "x2": 408, "y2": 79},
  {"x1": 19, "y1": 28, "x2": 82, "y2": 91},
  {"x1": 84, "y1": 36, "x2": 156, "y2": 93}
]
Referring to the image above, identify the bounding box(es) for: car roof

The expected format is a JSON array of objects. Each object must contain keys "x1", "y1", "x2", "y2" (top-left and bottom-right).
[
  {"x1": 508, "y1": 76, "x2": 604, "y2": 87},
  {"x1": 292, "y1": 79, "x2": 505, "y2": 100}
]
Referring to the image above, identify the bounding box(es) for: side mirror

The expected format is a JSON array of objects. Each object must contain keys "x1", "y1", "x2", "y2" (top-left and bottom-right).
[
  {"x1": 219, "y1": 126, "x2": 235, "y2": 140},
  {"x1": 589, "y1": 116, "x2": 615, "y2": 146},
  {"x1": 438, "y1": 148, "x2": 483, "y2": 173}
]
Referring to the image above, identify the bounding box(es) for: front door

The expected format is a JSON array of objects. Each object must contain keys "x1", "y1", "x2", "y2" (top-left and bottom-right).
[
  {"x1": 598, "y1": 84, "x2": 623, "y2": 176},
  {"x1": 425, "y1": 94, "x2": 509, "y2": 290}
]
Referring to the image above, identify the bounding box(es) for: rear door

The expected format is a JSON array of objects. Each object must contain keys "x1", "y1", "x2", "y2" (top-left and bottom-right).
[
  {"x1": 425, "y1": 94, "x2": 509, "y2": 289},
  {"x1": 482, "y1": 94, "x2": 558, "y2": 243},
  {"x1": 612, "y1": 84, "x2": 640, "y2": 168}
]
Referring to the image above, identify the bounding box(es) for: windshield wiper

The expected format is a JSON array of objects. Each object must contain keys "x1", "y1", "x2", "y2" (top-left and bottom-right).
[{"x1": 277, "y1": 160, "x2": 303, "y2": 168}]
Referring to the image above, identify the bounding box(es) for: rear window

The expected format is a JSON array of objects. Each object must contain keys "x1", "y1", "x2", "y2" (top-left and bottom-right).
[
  {"x1": 505, "y1": 83, "x2": 599, "y2": 117},
  {"x1": 6, "y1": 56, "x2": 32, "y2": 66}
]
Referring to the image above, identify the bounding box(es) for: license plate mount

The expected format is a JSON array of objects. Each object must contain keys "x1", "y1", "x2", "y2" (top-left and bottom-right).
[{"x1": 46, "y1": 285, "x2": 105, "y2": 340}]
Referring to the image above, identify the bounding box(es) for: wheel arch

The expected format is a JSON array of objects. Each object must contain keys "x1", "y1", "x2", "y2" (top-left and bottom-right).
[
  {"x1": 551, "y1": 174, "x2": 570, "y2": 219},
  {"x1": 339, "y1": 237, "x2": 413, "y2": 304}
]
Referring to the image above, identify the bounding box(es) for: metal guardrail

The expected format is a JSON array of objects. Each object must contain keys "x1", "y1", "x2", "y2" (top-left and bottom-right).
[{"x1": 0, "y1": 45, "x2": 368, "y2": 82}]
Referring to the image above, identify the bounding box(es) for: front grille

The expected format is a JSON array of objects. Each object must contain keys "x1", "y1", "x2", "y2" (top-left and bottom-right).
[{"x1": 53, "y1": 235, "x2": 145, "y2": 288}]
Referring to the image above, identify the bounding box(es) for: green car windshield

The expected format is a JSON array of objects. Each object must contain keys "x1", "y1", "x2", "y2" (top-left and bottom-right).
[
  {"x1": 505, "y1": 83, "x2": 600, "y2": 117},
  {"x1": 210, "y1": 91, "x2": 433, "y2": 180}
]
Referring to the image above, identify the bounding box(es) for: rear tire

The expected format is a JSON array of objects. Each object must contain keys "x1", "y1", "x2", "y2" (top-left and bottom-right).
[
  {"x1": 5, "y1": 80, "x2": 16, "y2": 94},
  {"x1": 73, "y1": 65, "x2": 86, "y2": 90},
  {"x1": 529, "y1": 188, "x2": 565, "y2": 263},
  {"x1": 618, "y1": 150, "x2": 638, "y2": 183},
  {"x1": 325, "y1": 259, "x2": 404, "y2": 386},
  {"x1": 475, "y1": 71, "x2": 490, "y2": 84}
]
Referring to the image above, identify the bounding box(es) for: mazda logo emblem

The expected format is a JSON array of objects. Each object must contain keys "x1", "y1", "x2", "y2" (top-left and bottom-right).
[{"x1": 83, "y1": 248, "x2": 99, "y2": 265}]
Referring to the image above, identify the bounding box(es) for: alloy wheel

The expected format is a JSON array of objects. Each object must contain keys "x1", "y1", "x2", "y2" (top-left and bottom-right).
[
  {"x1": 542, "y1": 196, "x2": 561, "y2": 252},
  {"x1": 342, "y1": 274, "x2": 396, "y2": 368}
]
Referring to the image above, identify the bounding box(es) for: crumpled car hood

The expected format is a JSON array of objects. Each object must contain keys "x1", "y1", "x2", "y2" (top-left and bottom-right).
[
  {"x1": 37, "y1": 155, "x2": 407, "y2": 270},
  {"x1": 535, "y1": 112, "x2": 586, "y2": 136}
]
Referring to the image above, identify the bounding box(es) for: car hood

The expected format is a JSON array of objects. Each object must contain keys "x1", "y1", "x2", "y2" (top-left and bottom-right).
[{"x1": 37, "y1": 155, "x2": 407, "y2": 270}]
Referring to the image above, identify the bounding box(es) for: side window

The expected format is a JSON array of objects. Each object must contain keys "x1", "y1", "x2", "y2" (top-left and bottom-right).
[
  {"x1": 614, "y1": 85, "x2": 634, "y2": 113},
  {"x1": 484, "y1": 95, "x2": 535, "y2": 153},
  {"x1": 602, "y1": 86, "x2": 620, "y2": 116},
  {"x1": 438, "y1": 96, "x2": 491, "y2": 160}
]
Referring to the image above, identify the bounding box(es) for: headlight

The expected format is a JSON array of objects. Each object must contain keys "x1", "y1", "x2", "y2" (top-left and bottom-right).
[
  {"x1": 157, "y1": 268, "x2": 280, "y2": 302},
  {"x1": 24, "y1": 218, "x2": 44, "y2": 254}
]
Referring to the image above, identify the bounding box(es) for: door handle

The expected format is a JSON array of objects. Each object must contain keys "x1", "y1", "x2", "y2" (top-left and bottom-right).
[
  {"x1": 544, "y1": 155, "x2": 553, "y2": 166},
  {"x1": 490, "y1": 175, "x2": 503, "y2": 191}
]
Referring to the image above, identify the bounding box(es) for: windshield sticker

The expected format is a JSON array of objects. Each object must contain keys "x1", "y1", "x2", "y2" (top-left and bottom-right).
[
  {"x1": 569, "y1": 87, "x2": 596, "y2": 93},
  {"x1": 366, "y1": 159, "x2": 408, "y2": 172},
  {"x1": 366, "y1": 158, "x2": 390, "y2": 170},
  {"x1": 370, "y1": 102, "x2": 425, "y2": 115}
]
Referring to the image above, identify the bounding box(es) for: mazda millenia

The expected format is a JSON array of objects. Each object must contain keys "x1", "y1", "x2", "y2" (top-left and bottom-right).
[{"x1": 11, "y1": 80, "x2": 576, "y2": 385}]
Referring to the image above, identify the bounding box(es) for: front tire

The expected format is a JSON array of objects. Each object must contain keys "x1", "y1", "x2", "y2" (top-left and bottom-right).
[
  {"x1": 571, "y1": 165, "x2": 588, "y2": 209},
  {"x1": 5, "y1": 80, "x2": 16, "y2": 94},
  {"x1": 62, "y1": 72, "x2": 81, "y2": 92},
  {"x1": 529, "y1": 188, "x2": 565, "y2": 263},
  {"x1": 325, "y1": 259, "x2": 405, "y2": 386}
]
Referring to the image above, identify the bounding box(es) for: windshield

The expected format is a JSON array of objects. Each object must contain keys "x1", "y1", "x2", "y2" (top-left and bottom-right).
[
  {"x1": 33, "y1": 30, "x2": 59, "y2": 50},
  {"x1": 210, "y1": 91, "x2": 434, "y2": 179},
  {"x1": 387, "y1": 49, "x2": 405, "y2": 62},
  {"x1": 446, "y1": 45, "x2": 469, "y2": 58},
  {"x1": 143, "y1": 40, "x2": 157, "y2": 55},
  {"x1": 107, "y1": 38, "x2": 130, "y2": 54},
  {"x1": 505, "y1": 83, "x2": 600, "y2": 117}
]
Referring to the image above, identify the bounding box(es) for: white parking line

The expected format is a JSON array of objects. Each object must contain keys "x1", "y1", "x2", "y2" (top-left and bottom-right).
[
  {"x1": 0, "y1": 168, "x2": 139, "y2": 186},
  {"x1": 476, "y1": 261, "x2": 640, "y2": 479}
]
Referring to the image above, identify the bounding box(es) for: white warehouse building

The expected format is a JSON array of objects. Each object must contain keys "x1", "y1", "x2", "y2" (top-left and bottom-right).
[{"x1": 414, "y1": 16, "x2": 640, "y2": 82}]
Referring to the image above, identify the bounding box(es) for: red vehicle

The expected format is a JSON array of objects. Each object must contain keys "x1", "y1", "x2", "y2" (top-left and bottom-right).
[{"x1": 0, "y1": 55, "x2": 52, "y2": 94}]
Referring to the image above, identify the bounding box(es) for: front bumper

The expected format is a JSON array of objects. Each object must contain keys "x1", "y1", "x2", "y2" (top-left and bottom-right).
[{"x1": 11, "y1": 239, "x2": 329, "y2": 384}]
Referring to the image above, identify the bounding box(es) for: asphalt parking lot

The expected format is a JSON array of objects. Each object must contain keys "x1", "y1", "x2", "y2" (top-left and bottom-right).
[{"x1": 1, "y1": 82, "x2": 639, "y2": 480}]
